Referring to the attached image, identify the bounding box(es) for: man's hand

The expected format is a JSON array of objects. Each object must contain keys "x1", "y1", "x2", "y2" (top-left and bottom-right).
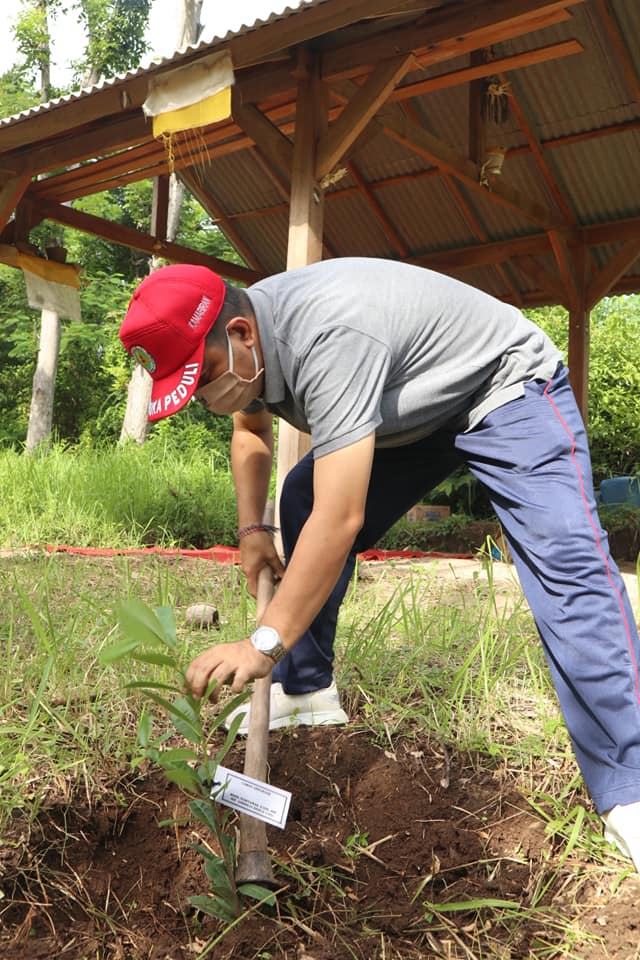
[
  {"x1": 240, "y1": 531, "x2": 285, "y2": 597},
  {"x1": 185, "y1": 638, "x2": 273, "y2": 700}
]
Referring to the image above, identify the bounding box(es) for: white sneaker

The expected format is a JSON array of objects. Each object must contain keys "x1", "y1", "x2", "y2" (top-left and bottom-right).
[
  {"x1": 224, "y1": 680, "x2": 349, "y2": 734},
  {"x1": 602, "y1": 802, "x2": 640, "y2": 870}
]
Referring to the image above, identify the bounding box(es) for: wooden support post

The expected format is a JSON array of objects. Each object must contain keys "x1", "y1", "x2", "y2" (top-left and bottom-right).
[
  {"x1": 151, "y1": 175, "x2": 170, "y2": 241},
  {"x1": 275, "y1": 49, "x2": 326, "y2": 516},
  {"x1": 567, "y1": 244, "x2": 590, "y2": 423},
  {"x1": 468, "y1": 50, "x2": 487, "y2": 165}
]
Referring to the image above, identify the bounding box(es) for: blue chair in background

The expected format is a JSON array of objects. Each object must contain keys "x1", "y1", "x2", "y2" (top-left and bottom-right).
[{"x1": 598, "y1": 476, "x2": 640, "y2": 509}]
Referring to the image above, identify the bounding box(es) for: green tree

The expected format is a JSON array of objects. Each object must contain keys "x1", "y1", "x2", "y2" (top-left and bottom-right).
[{"x1": 74, "y1": 0, "x2": 151, "y2": 86}]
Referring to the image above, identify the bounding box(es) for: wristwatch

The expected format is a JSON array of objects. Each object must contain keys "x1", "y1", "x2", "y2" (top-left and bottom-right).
[{"x1": 250, "y1": 625, "x2": 287, "y2": 663}]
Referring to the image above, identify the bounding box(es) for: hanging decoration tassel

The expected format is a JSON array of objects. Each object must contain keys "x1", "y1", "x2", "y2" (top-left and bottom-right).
[{"x1": 481, "y1": 76, "x2": 511, "y2": 126}]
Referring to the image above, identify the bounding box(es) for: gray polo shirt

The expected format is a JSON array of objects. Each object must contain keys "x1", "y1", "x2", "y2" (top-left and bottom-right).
[{"x1": 247, "y1": 258, "x2": 562, "y2": 458}]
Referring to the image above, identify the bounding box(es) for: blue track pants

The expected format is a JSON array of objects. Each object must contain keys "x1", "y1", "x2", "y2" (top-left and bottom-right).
[{"x1": 273, "y1": 365, "x2": 640, "y2": 812}]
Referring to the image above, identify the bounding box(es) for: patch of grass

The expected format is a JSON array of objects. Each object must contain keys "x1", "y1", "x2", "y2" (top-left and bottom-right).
[
  {"x1": 0, "y1": 444, "x2": 237, "y2": 549},
  {"x1": 0, "y1": 550, "x2": 629, "y2": 958}
]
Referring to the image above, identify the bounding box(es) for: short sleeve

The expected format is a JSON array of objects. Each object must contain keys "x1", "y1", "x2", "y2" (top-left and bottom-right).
[{"x1": 292, "y1": 326, "x2": 391, "y2": 456}]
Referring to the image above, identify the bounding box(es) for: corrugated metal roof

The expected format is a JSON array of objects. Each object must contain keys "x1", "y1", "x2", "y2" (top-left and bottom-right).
[
  {"x1": 2, "y1": 0, "x2": 640, "y2": 306},
  {"x1": 0, "y1": 0, "x2": 326, "y2": 129}
]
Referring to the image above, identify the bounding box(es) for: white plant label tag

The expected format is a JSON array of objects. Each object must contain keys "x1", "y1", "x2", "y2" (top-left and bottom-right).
[{"x1": 211, "y1": 764, "x2": 292, "y2": 829}]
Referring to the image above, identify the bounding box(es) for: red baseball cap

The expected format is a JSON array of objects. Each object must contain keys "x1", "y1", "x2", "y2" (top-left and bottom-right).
[{"x1": 120, "y1": 264, "x2": 225, "y2": 422}]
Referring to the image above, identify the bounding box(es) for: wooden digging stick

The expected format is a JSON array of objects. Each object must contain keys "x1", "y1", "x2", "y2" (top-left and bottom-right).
[{"x1": 235, "y1": 502, "x2": 278, "y2": 888}]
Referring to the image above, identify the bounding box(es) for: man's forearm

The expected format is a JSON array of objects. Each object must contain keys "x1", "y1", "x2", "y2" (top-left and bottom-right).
[
  {"x1": 259, "y1": 509, "x2": 360, "y2": 650},
  {"x1": 231, "y1": 418, "x2": 274, "y2": 526}
]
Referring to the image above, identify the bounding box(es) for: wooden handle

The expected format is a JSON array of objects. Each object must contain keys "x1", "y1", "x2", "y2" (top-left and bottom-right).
[{"x1": 236, "y1": 501, "x2": 277, "y2": 886}]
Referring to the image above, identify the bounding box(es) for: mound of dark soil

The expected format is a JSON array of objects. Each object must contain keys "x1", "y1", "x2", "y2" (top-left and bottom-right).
[{"x1": 2, "y1": 727, "x2": 639, "y2": 960}]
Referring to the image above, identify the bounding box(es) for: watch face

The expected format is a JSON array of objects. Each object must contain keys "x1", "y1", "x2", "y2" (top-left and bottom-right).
[{"x1": 252, "y1": 626, "x2": 285, "y2": 661}]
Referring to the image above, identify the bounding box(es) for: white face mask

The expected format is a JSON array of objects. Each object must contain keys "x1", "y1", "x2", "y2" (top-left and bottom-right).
[{"x1": 195, "y1": 330, "x2": 263, "y2": 415}]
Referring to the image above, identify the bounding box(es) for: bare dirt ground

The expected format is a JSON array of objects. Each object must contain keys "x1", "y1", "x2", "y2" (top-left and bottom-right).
[
  {"x1": 1, "y1": 556, "x2": 639, "y2": 959},
  {"x1": 2, "y1": 729, "x2": 639, "y2": 960}
]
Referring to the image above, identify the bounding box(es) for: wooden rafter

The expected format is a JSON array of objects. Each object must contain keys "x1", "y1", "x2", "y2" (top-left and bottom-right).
[
  {"x1": 548, "y1": 229, "x2": 582, "y2": 307},
  {"x1": 512, "y1": 254, "x2": 565, "y2": 302},
  {"x1": 346, "y1": 160, "x2": 408, "y2": 258},
  {"x1": 500, "y1": 72, "x2": 576, "y2": 225},
  {"x1": 322, "y1": 0, "x2": 584, "y2": 81},
  {"x1": 444, "y1": 174, "x2": 522, "y2": 303},
  {"x1": 595, "y1": 0, "x2": 640, "y2": 104},
  {"x1": 586, "y1": 240, "x2": 640, "y2": 309},
  {"x1": 402, "y1": 98, "x2": 520, "y2": 301},
  {"x1": 315, "y1": 54, "x2": 415, "y2": 181},
  {"x1": 387, "y1": 40, "x2": 583, "y2": 103},
  {"x1": 231, "y1": 90, "x2": 294, "y2": 180},
  {"x1": 468, "y1": 50, "x2": 488, "y2": 166},
  {"x1": 32, "y1": 199, "x2": 262, "y2": 284},
  {"x1": 382, "y1": 111, "x2": 562, "y2": 229},
  {"x1": 0, "y1": 175, "x2": 32, "y2": 232},
  {"x1": 179, "y1": 167, "x2": 265, "y2": 273},
  {"x1": 25, "y1": 95, "x2": 640, "y2": 207}
]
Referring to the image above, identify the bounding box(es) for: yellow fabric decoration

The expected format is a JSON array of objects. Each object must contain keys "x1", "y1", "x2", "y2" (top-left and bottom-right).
[
  {"x1": 16, "y1": 252, "x2": 80, "y2": 288},
  {"x1": 152, "y1": 85, "x2": 231, "y2": 138}
]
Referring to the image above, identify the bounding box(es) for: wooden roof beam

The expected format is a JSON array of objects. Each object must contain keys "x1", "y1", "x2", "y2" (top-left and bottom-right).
[
  {"x1": 32, "y1": 199, "x2": 262, "y2": 284},
  {"x1": 232, "y1": 90, "x2": 294, "y2": 181},
  {"x1": 412, "y1": 233, "x2": 552, "y2": 271},
  {"x1": 383, "y1": 111, "x2": 562, "y2": 229},
  {"x1": 5, "y1": 113, "x2": 150, "y2": 179},
  {"x1": 595, "y1": 0, "x2": 640, "y2": 105},
  {"x1": 500, "y1": 72, "x2": 576, "y2": 226},
  {"x1": 586, "y1": 241, "x2": 640, "y2": 309},
  {"x1": 548, "y1": 229, "x2": 583, "y2": 307},
  {"x1": 402, "y1": 97, "x2": 521, "y2": 302},
  {"x1": 444, "y1": 173, "x2": 522, "y2": 303},
  {"x1": 512, "y1": 254, "x2": 565, "y2": 303},
  {"x1": 315, "y1": 54, "x2": 415, "y2": 181},
  {"x1": 346, "y1": 159, "x2": 408, "y2": 258},
  {"x1": 0, "y1": 174, "x2": 32, "y2": 232},
  {"x1": 387, "y1": 40, "x2": 584, "y2": 104},
  {"x1": 322, "y1": 0, "x2": 584, "y2": 82},
  {"x1": 179, "y1": 167, "x2": 265, "y2": 274}
]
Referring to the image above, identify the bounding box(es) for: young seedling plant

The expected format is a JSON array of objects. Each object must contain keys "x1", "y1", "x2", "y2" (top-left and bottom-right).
[{"x1": 99, "y1": 598, "x2": 276, "y2": 933}]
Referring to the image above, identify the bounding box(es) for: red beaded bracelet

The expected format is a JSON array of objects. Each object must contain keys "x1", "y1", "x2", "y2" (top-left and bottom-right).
[{"x1": 237, "y1": 523, "x2": 279, "y2": 539}]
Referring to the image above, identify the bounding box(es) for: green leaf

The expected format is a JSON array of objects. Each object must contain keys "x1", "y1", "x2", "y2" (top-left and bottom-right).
[
  {"x1": 238, "y1": 883, "x2": 276, "y2": 906},
  {"x1": 129, "y1": 650, "x2": 176, "y2": 667},
  {"x1": 188, "y1": 894, "x2": 237, "y2": 923},
  {"x1": 424, "y1": 898, "x2": 524, "y2": 914},
  {"x1": 162, "y1": 765, "x2": 200, "y2": 790},
  {"x1": 189, "y1": 798, "x2": 217, "y2": 833},
  {"x1": 214, "y1": 711, "x2": 246, "y2": 765},
  {"x1": 125, "y1": 680, "x2": 183, "y2": 693},
  {"x1": 154, "y1": 606, "x2": 177, "y2": 648},
  {"x1": 214, "y1": 691, "x2": 250, "y2": 729},
  {"x1": 116, "y1": 598, "x2": 170, "y2": 648},
  {"x1": 204, "y1": 855, "x2": 234, "y2": 891},
  {"x1": 171, "y1": 695, "x2": 203, "y2": 744},
  {"x1": 99, "y1": 637, "x2": 139, "y2": 663},
  {"x1": 137, "y1": 711, "x2": 152, "y2": 748},
  {"x1": 159, "y1": 747, "x2": 199, "y2": 764},
  {"x1": 139, "y1": 691, "x2": 202, "y2": 744}
]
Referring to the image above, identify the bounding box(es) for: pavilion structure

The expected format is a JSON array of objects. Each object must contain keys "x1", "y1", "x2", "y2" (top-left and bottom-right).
[{"x1": 1, "y1": 0, "x2": 639, "y2": 487}]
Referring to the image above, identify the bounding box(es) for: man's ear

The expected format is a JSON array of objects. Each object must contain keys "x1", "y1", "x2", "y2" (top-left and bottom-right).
[{"x1": 226, "y1": 316, "x2": 255, "y2": 345}]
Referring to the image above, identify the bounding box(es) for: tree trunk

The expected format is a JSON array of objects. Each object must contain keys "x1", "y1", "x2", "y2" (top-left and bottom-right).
[
  {"x1": 37, "y1": 0, "x2": 52, "y2": 101},
  {"x1": 119, "y1": 363, "x2": 153, "y2": 445},
  {"x1": 26, "y1": 308, "x2": 61, "y2": 453}
]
